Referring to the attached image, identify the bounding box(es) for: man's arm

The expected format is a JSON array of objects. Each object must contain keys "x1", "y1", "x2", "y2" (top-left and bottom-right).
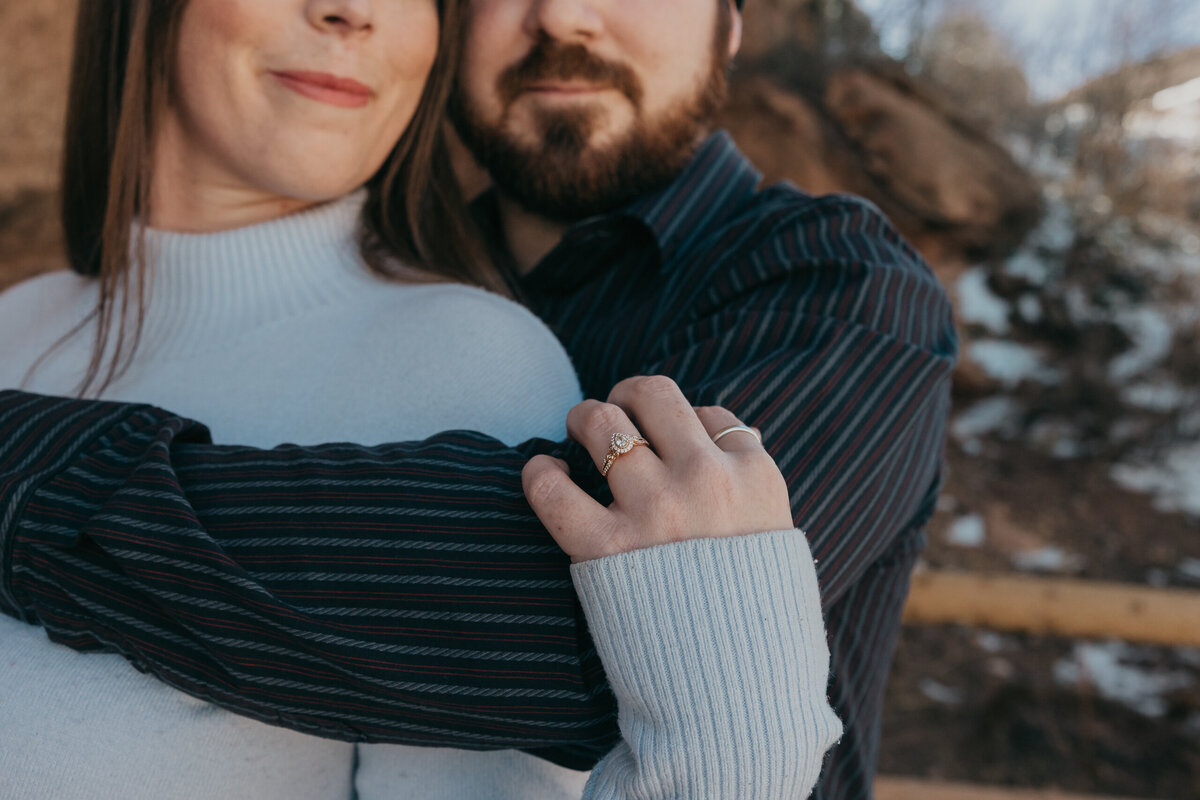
[
  {"x1": 0, "y1": 390, "x2": 616, "y2": 767},
  {"x1": 637, "y1": 194, "x2": 957, "y2": 799}
]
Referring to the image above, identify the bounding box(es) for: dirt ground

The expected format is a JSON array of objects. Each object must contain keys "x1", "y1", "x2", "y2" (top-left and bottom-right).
[
  {"x1": 882, "y1": 443, "x2": 1200, "y2": 799},
  {"x1": 883, "y1": 625, "x2": 1199, "y2": 798}
]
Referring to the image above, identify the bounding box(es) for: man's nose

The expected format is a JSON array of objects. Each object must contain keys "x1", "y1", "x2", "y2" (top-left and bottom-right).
[
  {"x1": 306, "y1": 0, "x2": 375, "y2": 36},
  {"x1": 523, "y1": 0, "x2": 605, "y2": 43}
]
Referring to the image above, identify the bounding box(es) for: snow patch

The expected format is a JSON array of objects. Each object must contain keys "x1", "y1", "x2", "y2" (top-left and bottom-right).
[
  {"x1": 918, "y1": 678, "x2": 965, "y2": 706},
  {"x1": 1032, "y1": 196, "x2": 1077, "y2": 252},
  {"x1": 970, "y1": 340, "x2": 1063, "y2": 388},
  {"x1": 1152, "y1": 76, "x2": 1200, "y2": 112},
  {"x1": 1126, "y1": 80, "x2": 1200, "y2": 143},
  {"x1": 1108, "y1": 308, "x2": 1175, "y2": 381},
  {"x1": 1111, "y1": 442, "x2": 1200, "y2": 517},
  {"x1": 946, "y1": 514, "x2": 986, "y2": 548},
  {"x1": 1027, "y1": 418, "x2": 1086, "y2": 459},
  {"x1": 1065, "y1": 285, "x2": 1102, "y2": 325},
  {"x1": 957, "y1": 267, "x2": 1011, "y2": 334},
  {"x1": 1011, "y1": 546, "x2": 1085, "y2": 573},
  {"x1": 1004, "y1": 252, "x2": 1052, "y2": 287},
  {"x1": 976, "y1": 632, "x2": 1009, "y2": 653},
  {"x1": 952, "y1": 396, "x2": 1022, "y2": 442},
  {"x1": 1121, "y1": 380, "x2": 1188, "y2": 412},
  {"x1": 1016, "y1": 294, "x2": 1043, "y2": 324},
  {"x1": 1054, "y1": 642, "x2": 1194, "y2": 718}
]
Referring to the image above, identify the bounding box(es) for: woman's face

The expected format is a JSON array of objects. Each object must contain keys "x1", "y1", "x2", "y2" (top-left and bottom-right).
[{"x1": 152, "y1": 0, "x2": 439, "y2": 231}]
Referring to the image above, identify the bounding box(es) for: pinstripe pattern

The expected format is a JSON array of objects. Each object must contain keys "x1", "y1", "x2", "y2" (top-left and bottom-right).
[{"x1": 0, "y1": 133, "x2": 956, "y2": 793}]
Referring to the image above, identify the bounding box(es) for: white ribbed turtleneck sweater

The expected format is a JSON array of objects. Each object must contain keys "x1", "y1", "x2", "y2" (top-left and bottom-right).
[
  {"x1": 0, "y1": 192, "x2": 580, "y2": 447},
  {"x1": 0, "y1": 193, "x2": 841, "y2": 800}
]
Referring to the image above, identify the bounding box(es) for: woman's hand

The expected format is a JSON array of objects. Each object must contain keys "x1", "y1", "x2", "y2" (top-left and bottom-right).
[{"x1": 522, "y1": 375, "x2": 794, "y2": 563}]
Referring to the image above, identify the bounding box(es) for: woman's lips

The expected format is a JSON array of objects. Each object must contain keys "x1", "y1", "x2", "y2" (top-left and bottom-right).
[{"x1": 271, "y1": 71, "x2": 372, "y2": 109}]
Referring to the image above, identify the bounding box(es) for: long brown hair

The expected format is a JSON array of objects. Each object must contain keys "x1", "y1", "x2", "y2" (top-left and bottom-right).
[{"x1": 55, "y1": 0, "x2": 496, "y2": 397}]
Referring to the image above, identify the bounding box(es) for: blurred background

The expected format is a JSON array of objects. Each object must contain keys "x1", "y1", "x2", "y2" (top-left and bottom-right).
[{"x1": 1, "y1": 1, "x2": 1197, "y2": 797}]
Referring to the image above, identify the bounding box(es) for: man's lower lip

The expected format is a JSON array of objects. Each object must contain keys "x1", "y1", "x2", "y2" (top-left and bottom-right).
[{"x1": 273, "y1": 73, "x2": 370, "y2": 108}]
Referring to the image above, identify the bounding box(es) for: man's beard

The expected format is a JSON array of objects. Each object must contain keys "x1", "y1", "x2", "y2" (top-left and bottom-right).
[{"x1": 450, "y1": 28, "x2": 731, "y2": 223}]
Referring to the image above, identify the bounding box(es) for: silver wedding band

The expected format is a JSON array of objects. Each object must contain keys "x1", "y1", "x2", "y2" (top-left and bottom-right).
[{"x1": 711, "y1": 425, "x2": 762, "y2": 445}]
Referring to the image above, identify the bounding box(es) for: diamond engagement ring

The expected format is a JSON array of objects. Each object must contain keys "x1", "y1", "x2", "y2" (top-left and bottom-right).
[
  {"x1": 600, "y1": 433, "x2": 650, "y2": 477},
  {"x1": 711, "y1": 425, "x2": 763, "y2": 445}
]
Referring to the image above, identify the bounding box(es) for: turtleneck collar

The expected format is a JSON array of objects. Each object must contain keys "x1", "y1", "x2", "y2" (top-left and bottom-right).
[{"x1": 132, "y1": 190, "x2": 372, "y2": 358}]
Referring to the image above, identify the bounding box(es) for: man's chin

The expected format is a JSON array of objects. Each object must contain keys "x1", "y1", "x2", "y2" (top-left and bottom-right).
[
  {"x1": 478, "y1": 127, "x2": 700, "y2": 222},
  {"x1": 493, "y1": 161, "x2": 641, "y2": 224}
]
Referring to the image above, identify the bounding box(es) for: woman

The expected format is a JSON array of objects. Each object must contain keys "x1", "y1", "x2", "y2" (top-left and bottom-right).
[{"x1": 0, "y1": 1, "x2": 839, "y2": 798}]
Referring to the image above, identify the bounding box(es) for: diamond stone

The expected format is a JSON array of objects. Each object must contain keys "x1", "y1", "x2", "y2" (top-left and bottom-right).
[{"x1": 611, "y1": 433, "x2": 636, "y2": 453}]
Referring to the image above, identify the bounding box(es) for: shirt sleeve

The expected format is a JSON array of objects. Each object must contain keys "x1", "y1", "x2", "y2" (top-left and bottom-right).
[
  {"x1": 0, "y1": 390, "x2": 616, "y2": 768},
  {"x1": 576, "y1": 530, "x2": 842, "y2": 800}
]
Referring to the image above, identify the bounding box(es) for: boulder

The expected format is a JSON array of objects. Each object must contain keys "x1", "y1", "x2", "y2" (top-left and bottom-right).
[{"x1": 718, "y1": 66, "x2": 1042, "y2": 285}]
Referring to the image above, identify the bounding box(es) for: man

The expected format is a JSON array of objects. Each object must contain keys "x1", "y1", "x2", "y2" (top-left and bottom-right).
[{"x1": 0, "y1": 0, "x2": 955, "y2": 796}]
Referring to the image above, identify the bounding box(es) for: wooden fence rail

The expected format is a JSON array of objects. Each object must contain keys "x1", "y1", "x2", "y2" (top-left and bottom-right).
[
  {"x1": 876, "y1": 777, "x2": 1150, "y2": 800},
  {"x1": 901, "y1": 571, "x2": 1200, "y2": 647}
]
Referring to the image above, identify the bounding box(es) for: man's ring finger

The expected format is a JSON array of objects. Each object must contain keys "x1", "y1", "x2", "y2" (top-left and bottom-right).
[{"x1": 601, "y1": 433, "x2": 650, "y2": 477}]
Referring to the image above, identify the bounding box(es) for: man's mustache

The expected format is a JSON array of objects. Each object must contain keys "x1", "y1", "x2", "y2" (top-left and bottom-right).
[{"x1": 497, "y1": 40, "x2": 644, "y2": 108}]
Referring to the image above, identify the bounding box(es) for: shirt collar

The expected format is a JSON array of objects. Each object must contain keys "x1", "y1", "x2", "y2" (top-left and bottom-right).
[
  {"x1": 476, "y1": 130, "x2": 764, "y2": 293},
  {"x1": 621, "y1": 130, "x2": 763, "y2": 268}
]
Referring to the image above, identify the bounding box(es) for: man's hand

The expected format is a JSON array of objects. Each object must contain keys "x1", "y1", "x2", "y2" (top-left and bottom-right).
[{"x1": 522, "y1": 376, "x2": 794, "y2": 563}]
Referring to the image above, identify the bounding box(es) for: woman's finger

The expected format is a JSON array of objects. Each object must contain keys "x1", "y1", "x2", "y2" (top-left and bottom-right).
[
  {"x1": 694, "y1": 406, "x2": 765, "y2": 454},
  {"x1": 565, "y1": 399, "x2": 661, "y2": 483},
  {"x1": 522, "y1": 455, "x2": 612, "y2": 561},
  {"x1": 606, "y1": 376, "x2": 710, "y2": 463}
]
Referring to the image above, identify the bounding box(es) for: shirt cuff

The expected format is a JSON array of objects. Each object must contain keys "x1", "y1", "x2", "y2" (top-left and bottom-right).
[
  {"x1": 571, "y1": 530, "x2": 843, "y2": 798},
  {"x1": 0, "y1": 391, "x2": 206, "y2": 618}
]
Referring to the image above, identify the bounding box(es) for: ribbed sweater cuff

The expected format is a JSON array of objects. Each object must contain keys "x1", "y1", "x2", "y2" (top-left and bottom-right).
[{"x1": 571, "y1": 530, "x2": 843, "y2": 799}]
